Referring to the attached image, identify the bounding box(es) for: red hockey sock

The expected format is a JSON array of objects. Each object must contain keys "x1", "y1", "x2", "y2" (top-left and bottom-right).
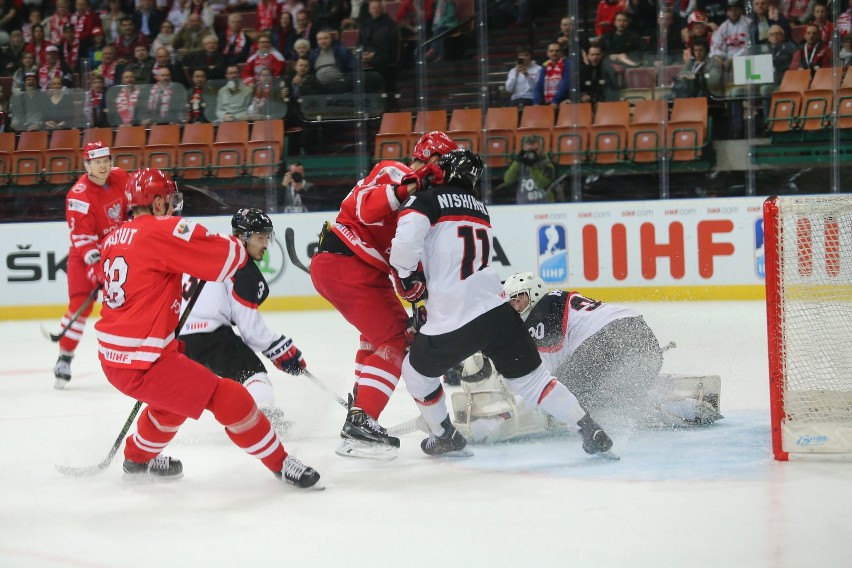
[
  {"x1": 206, "y1": 377, "x2": 286, "y2": 473},
  {"x1": 124, "y1": 406, "x2": 187, "y2": 464},
  {"x1": 353, "y1": 344, "x2": 403, "y2": 419},
  {"x1": 353, "y1": 337, "x2": 374, "y2": 381}
]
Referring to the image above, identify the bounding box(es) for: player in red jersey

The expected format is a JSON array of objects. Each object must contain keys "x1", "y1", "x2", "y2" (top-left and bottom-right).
[
  {"x1": 310, "y1": 131, "x2": 457, "y2": 460},
  {"x1": 94, "y1": 169, "x2": 320, "y2": 488},
  {"x1": 53, "y1": 142, "x2": 129, "y2": 390}
]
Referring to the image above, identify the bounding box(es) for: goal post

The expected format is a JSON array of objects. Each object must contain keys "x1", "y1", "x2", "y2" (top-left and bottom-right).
[{"x1": 764, "y1": 195, "x2": 852, "y2": 461}]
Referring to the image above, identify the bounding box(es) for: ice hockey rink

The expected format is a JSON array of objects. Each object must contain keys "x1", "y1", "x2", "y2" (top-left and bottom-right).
[{"x1": 2, "y1": 300, "x2": 851, "y2": 568}]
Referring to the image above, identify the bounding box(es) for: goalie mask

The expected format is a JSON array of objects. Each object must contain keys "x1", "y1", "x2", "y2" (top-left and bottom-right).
[
  {"x1": 126, "y1": 168, "x2": 182, "y2": 213},
  {"x1": 503, "y1": 272, "x2": 546, "y2": 321},
  {"x1": 231, "y1": 208, "x2": 274, "y2": 242},
  {"x1": 436, "y1": 148, "x2": 484, "y2": 190}
]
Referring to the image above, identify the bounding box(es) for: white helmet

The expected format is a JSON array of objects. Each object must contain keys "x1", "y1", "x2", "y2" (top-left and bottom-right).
[{"x1": 503, "y1": 272, "x2": 546, "y2": 320}]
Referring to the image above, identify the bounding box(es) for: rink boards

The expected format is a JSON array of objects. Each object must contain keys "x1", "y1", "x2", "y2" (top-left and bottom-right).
[{"x1": 0, "y1": 195, "x2": 771, "y2": 319}]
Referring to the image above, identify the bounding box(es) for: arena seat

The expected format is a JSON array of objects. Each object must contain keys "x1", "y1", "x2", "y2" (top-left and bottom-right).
[
  {"x1": 669, "y1": 97, "x2": 708, "y2": 162},
  {"x1": 178, "y1": 123, "x2": 214, "y2": 179},
  {"x1": 112, "y1": 125, "x2": 146, "y2": 171},
  {"x1": 482, "y1": 106, "x2": 518, "y2": 167},
  {"x1": 246, "y1": 119, "x2": 283, "y2": 178},
  {"x1": 588, "y1": 100, "x2": 630, "y2": 164},
  {"x1": 144, "y1": 124, "x2": 180, "y2": 172},
  {"x1": 799, "y1": 66, "x2": 843, "y2": 131},
  {"x1": 44, "y1": 128, "x2": 81, "y2": 184},
  {"x1": 408, "y1": 110, "x2": 448, "y2": 154},
  {"x1": 627, "y1": 100, "x2": 666, "y2": 163},
  {"x1": 837, "y1": 71, "x2": 852, "y2": 130},
  {"x1": 212, "y1": 120, "x2": 249, "y2": 178},
  {"x1": 551, "y1": 101, "x2": 592, "y2": 165},
  {"x1": 374, "y1": 111, "x2": 412, "y2": 161},
  {"x1": 515, "y1": 104, "x2": 555, "y2": 154},
  {"x1": 447, "y1": 107, "x2": 482, "y2": 152},
  {"x1": 0, "y1": 131, "x2": 15, "y2": 183},
  {"x1": 12, "y1": 131, "x2": 48, "y2": 186},
  {"x1": 766, "y1": 69, "x2": 811, "y2": 133}
]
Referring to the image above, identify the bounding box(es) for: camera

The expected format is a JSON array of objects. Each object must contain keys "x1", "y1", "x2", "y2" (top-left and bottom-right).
[
  {"x1": 517, "y1": 57, "x2": 525, "y2": 65},
  {"x1": 291, "y1": 171, "x2": 303, "y2": 183}
]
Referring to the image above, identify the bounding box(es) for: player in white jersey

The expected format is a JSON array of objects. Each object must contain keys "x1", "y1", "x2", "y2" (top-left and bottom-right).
[
  {"x1": 179, "y1": 208, "x2": 306, "y2": 434},
  {"x1": 390, "y1": 148, "x2": 615, "y2": 458}
]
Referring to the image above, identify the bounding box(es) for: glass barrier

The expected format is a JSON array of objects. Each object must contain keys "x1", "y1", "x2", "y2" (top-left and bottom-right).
[{"x1": 10, "y1": 88, "x2": 88, "y2": 131}]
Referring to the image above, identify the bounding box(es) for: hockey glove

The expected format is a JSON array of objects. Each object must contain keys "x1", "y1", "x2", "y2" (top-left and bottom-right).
[
  {"x1": 86, "y1": 261, "x2": 105, "y2": 286},
  {"x1": 392, "y1": 268, "x2": 427, "y2": 303},
  {"x1": 404, "y1": 305, "x2": 428, "y2": 345},
  {"x1": 264, "y1": 336, "x2": 306, "y2": 375},
  {"x1": 395, "y1": 162, "x2": 444, "y2": 199}
]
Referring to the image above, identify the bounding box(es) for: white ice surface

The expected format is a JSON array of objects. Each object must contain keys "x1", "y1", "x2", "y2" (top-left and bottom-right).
[{"x1": 1, "y1": 301, "x2": 851, "y2": 568}]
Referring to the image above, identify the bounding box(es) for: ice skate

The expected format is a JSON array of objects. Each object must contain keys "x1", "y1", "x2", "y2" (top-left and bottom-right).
[
  {"x1": 276, "y1": 455, "x2": 322, "y2": 490},
  {"x1": 53, "y1": 354, "x2": 72, "y2": 390},
  {"x1": 577, "y1": 414, "x2": 619, "y2": 460},
  {"x1": 122, "y1": 455, "x2": 184, "y2": 481},
  {"x1": 421, "y1": 417, "x2": 473, "y2": 458},
  {"x1": 336, "y1": 407, "x2": 400, "y2": 461}
]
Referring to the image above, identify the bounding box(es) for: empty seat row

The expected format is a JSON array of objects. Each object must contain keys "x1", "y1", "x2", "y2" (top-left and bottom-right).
[
  {"x1": 767, "y1": 67, "x2": 852, "y2": 133},
  {"x1": 0, "y1": 120, "x2": 285, "y2": 185},
  {"x1": 374, "y1": 99, "x2": 709, "y2": 167}
]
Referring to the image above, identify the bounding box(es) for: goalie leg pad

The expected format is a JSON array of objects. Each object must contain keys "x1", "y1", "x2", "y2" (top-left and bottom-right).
[{"x1": 653, "y1": 375, "x2": 723, "y2": 427}]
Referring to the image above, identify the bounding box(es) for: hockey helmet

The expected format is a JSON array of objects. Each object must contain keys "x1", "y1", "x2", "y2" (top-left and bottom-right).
[
  {"x1": 436, "y1": 148, "x2": 484, "y2": 190},
  {"x1": 82, "y1": 141, "x2": 110, "y2": 161},
  {"x1": 231, "y1": 208, "x2": 274, "y2": 240},
  {"x1": 412, "y1": 131, "x2": 458, "y2": 163},
  {"x1": 126, "y1": 168, "x2": 181, "y2": 211},
  {"x1": 503, "y1": 272, "x2": 546, "y2": 321}
]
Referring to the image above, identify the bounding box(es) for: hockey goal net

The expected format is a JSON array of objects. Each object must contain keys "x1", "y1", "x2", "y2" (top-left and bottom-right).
[{"x1": 764, "y1": 195, "x2": 852, "y2": 461}]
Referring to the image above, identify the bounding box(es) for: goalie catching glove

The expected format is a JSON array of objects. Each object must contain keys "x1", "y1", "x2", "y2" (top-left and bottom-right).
[
  {"x1": 263, "y1": 336, "x2": 306, "y2": 375},
  {"x1": 392, "y1": 268, "x2": 427, "y2": 303}
]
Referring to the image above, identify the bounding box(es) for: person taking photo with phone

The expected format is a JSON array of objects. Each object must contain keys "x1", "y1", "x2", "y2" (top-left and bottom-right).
[{"x1": 504, "y1": 46, "x2": 541, "y2": 107}]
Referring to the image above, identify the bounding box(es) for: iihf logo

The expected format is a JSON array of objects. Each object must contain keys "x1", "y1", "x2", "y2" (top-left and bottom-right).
[
  {"x1": 537, "y1": 224, "x2": 567, "y2": 283},
  {"x1": 754, "y1": 218, "x2": 765, "y2": 279}
]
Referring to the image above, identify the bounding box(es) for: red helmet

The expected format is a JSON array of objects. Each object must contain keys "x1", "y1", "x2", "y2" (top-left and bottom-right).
[
  {"x1": 82, "y1": 141, "x2": 110, "y2": 161},
  {"x1": 126, "y1": 168, "x2": 178, "y2": 209},
  {"x1": 412, "y1": 131, "x2": 458, "y2": 162}
]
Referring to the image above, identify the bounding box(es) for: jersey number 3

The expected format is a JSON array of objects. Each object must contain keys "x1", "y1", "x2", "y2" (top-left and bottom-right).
[{"x1": 457, "y1": 225, "x2": 490, "y2": 279}]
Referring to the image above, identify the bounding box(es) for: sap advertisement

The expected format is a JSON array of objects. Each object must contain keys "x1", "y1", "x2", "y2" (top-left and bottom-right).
[{"x1": 0, "y1": 196, "x2": 771, "y2": 316}]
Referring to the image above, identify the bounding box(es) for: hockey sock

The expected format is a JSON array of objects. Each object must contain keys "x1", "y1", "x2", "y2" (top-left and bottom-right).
[
  {"x1": 353, "y1": 344, "x2": 403, "y2": 419},
  {"x1": 243, "y1": 372, "x2": 275, "y2": 410},
  {"x1": 207, "y1": 377, "x2": 286, "y2": 473},
  {"x1": 353, "y1": 338, "x2": 373, "y2": 381},
  {"x1": 537, "y1": 380, "x2": 587, "y2": 430},
  {"x1": 413, "y1": 386, "x2": 450, "y2": 436},
  {"x1": 124, "y1": 406, "x2": 188, "y2": 464},
  {"x1": 57, "y1": 314, "x2": 88, "y2": 353}
]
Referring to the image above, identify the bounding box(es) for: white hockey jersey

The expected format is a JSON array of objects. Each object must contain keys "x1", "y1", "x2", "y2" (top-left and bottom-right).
[
  {"x1": 179, "y1": 260, "x2": 280, "y2": 354},
  {"x1": 390, "y1": 186, "x2": 506, "y2": 335},
  {"x1": 523, "y1": 290, "x2": 638, "y2": 373}
]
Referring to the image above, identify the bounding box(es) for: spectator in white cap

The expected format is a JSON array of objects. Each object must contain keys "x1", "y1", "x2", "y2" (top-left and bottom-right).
[{"x1": 38, "y1": 45, "x2": 73, "y2": 90}]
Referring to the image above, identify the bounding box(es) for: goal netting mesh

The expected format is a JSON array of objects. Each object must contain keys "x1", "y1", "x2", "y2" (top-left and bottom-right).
[{"x1": 765, "y1": 195, "x2": 852, "y2": 460}]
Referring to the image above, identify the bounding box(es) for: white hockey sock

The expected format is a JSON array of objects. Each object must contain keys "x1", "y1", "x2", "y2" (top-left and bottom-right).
[
  {"x1": 537, "y1": 381, "x2": 587, "y2": 431},
  {"x1": 416, "y1": 392, "x2": 450, "y2": 436},
  {"x1": 243, "y1": 372, "x2": 275, "y2": 410}
]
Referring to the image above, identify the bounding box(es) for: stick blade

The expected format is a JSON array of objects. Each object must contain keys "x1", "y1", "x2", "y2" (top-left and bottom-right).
[
  {"x1": 40, "y1": 324, "x2": 62, "y2": 342},
  {"x1": 55, "y1": 460, "x2": 111, "y2": 478}
]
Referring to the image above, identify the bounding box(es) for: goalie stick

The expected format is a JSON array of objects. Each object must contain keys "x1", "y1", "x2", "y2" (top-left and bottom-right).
[
  {"x1": 284, "y1": 227, "x2": 311, "y2": 275},
  {"x1": 41, "y1": 286, "x2": 100, "y2": 342},
  {"x1": 55, "y1": 280, "x2": 207, "y2": 478}
]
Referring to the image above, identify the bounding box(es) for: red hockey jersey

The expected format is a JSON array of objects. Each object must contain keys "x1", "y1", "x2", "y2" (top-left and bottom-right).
[
  {"x1": 330, "y1": 160, "x2": 412, "y2": 272},
  {"x1": 95, "y1": 215, "x2": 247, "y2": 370},
  {"x1": 66, "y1": 168, "x2": 130, "y2": 265}
]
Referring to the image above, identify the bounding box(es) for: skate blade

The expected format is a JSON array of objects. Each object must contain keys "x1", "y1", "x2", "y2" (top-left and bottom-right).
[
  {"x1": 54, "y1": 378, "x2": 69, "y2": 390},
  {"x1": 596, "y1": 449, "x2": 620, "y2": 461},
  {"x1": 435, "y1": 448, "x2": 474, "y2": 458},
  {"x1": 121, "y1": 472, "x2": 185, "y2": 482},
  {"x1": 335, "y1": 439, "x2": 398, "y2": 461}
]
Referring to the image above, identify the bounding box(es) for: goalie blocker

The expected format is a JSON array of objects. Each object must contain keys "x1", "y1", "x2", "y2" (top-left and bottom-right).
[{"x1": 450, "y1": 353, "x2": 723, "y2": 444}]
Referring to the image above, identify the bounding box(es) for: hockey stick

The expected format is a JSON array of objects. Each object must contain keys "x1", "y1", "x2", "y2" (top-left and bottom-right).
[
  {"x1": 55, "y1": 281, "x2": 207, "y2": 478},
  {"x1": 284, "y1": 227, "x2": 311, "y2": 275},
  {"x1": 41, "y1": 286, "x2": 100, "y2": 342},
  {"x1": 301, "y1": 369, "x2": 348, "y2": 408}
]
